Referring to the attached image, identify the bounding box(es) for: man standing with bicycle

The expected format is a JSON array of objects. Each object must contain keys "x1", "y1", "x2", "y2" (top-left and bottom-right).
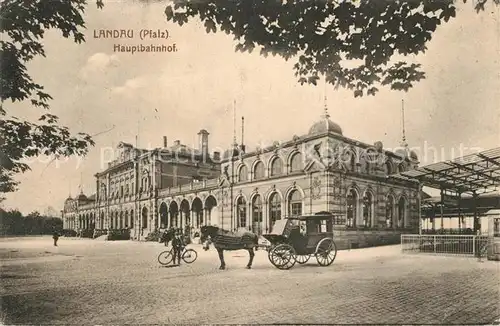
[{"x1": 172, "y1": 228, "x2": 185, "y2": 265}]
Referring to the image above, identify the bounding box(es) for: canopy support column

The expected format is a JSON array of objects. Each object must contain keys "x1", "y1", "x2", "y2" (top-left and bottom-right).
[
  {"x1": 473, "y1": 191, "x2": 480, "y2": 233},
  {"x1": 440, "y1": 188, "x2": 444, "y2": 230}
]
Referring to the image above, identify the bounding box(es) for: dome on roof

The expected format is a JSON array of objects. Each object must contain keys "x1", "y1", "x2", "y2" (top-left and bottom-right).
[
  {"x1": 77, "y1": 193, "x2": 87, "y2": 201},
  {"x1": 394, "y1": 148, "x2": 408, "y2": 159},
  {"x1": 65, "y1": 196, "x2": 73, "y2": 202},
  {"x1": 308, "y1": 115, "x2": 343, "y2": 136},
  {"x1": 410, "y1": 150, "x2": 419, "y2": 161}
]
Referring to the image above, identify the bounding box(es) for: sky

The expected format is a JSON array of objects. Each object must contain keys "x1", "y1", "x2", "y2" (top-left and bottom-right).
[{"x1": 3, "y1": 1, "x2": 500, "y2": 214}]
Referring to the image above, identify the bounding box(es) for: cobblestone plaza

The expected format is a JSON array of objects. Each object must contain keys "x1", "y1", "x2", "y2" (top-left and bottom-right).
[{"x1": 1, "y1": 237, "x2": 499, "y2": 324}]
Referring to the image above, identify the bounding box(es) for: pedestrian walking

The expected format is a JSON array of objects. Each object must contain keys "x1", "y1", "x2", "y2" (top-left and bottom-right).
[{"x1": 53, "y1": 230, "x2": 60, "y2": 247}]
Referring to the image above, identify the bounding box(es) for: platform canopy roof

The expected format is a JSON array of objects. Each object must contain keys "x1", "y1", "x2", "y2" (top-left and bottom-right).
[
  {"x1": 391, "y1": 147, "x2": 500, "y2": 195},
  {"x1": 420, "y1": 193, "x2": 500, "y2": 217}
]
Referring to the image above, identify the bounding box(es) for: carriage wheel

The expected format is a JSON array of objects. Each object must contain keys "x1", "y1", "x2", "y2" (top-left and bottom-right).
[
  {"x1": 315, "y1": 238, "x2": 337, "y2": 266},
  {"x1": 266, "y1": 244, "x2": 275, "y2": 255},
  {"x1": 157, "y1": 250, "x2": 173, "y2": 265},
  {"x1": 269, "y1": 244, "x2": 296, "y2": 270},
  {"x1": 295, "y1": 254, "x2": 311, "y2": 265}
]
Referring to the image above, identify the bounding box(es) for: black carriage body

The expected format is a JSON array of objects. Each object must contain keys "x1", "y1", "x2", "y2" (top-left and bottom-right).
[{"x1": 262, "y1": 214, "x2": 335, "y2": 255}]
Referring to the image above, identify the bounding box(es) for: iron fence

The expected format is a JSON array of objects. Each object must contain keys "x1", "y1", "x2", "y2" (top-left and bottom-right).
[{"x1": 401, "y1": 234, "x2": 490, "y2": 257}]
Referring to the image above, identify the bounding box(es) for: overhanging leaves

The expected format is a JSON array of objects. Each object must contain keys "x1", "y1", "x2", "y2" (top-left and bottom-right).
[
  {"x1": 0, "y1": 0, "x2": 103, "y2": 199},
  {"x1": 164, "y1": 0, "x2": 496, "y2": 97}
]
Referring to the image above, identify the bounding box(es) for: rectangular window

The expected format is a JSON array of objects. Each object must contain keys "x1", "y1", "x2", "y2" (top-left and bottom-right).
[
  {"x1": 320, "y1": 220, "x2": 327, "y2": 233},
  {"x1": 252, "y1": 208, "x2": 263, "y2": 222},
  {"x1": 238, "y1": 206, "x2": 246, "y2": 228},
  {"x1": 291, "y1": 203, "x2": 302, "y2": 216}
]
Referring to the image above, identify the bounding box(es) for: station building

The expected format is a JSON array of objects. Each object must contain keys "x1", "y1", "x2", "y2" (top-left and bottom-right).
[{"x1": 62, "y1": 107, "x2": 421, "y2": 248}]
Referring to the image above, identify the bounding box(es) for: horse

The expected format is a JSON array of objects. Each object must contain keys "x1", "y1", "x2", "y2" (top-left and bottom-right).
[
  {"x1": 200, "y1": 225, "x2": 259, "y2": 270},
  {"x1": 160, "y1": 228, "x2": 176, "y2": 246}
]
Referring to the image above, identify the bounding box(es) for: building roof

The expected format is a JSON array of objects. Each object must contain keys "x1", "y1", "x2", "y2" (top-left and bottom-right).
[
  {"x1": 77, "y1": 193, "x2": 87, "y2": 201},
  {"x1": 391, "y1": 147, "x2": 500, "y2": 195},
  {"x1": 308, "y1": 112, "x2": 343, "y2": 136},
  {"x1": 421, "y1": 193, "x2": 500, "y2": 217}
]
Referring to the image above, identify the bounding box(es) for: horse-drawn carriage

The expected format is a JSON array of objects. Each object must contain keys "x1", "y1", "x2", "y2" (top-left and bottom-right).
[{"x1": 262, "y1": 213, "x2": 338, "y2": 270}]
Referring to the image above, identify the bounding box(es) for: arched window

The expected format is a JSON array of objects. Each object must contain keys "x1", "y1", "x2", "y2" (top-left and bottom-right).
[
  {"x1": 238, "y1": 165, "x2": 248, "y2": 182},
  {"x1": 142, "y1": 207, "x2": 148, "y2": 229},
  {"x1": 386, "y1": 196, "x2": 394, "y2": 228},
  {"x1": 270, "y1": 157, "x2": 283, "y2": 176},
  {"x1": 254, "y1": 161, "x2": 265, "y2": 180},
  {"x1": 252, "y1": 195, "x2": 263, "y2": 234},
  {"x1": 290, "y1": 153, "x2": 303, "y2": 172},
  {"x1": 159, "y1": 203, "x2": 168, "y2": 229},
  {"x1": 362, "y1": 192, "x2": 373, "y2": 227},
  {"x1": 237, "y1": 197, "x2": 247, "y2": 228},
  {"x1": 288, "y1": 190, "x2": 302, "y2": 216},
  {"x1": 398, "y1": 197, "x2": 406, "y2": 228},
  {"x1": 349, "y1": 152, "x2": 356, "y2": 171},
  {"x1": 269, "y1": 192, "x2": 281, "y2": 230},
  {"x1": 346, "y1": 189, "x2": 358, "y2": 227},
  {"x1": 169, "y1": 202, "x2": 179, "y2": 228}
]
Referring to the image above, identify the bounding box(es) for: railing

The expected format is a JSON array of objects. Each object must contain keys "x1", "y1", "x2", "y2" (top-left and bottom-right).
[
  {"x1": 420, "y1": 228, "x2": 476, "y2": 235},
  {"x1": 158, "y1": 178, "x2": 220, "y2": 197},
  {"x1": 401, "y1": 234, "x2": 490, "y2": 257}
]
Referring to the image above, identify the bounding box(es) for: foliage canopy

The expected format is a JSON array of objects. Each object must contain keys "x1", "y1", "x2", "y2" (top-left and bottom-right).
[
  {"x1": 165, "y1": 0, "x2": 497, "y2": 96},
  {"x1": 0, "y1": 0, "x2": 103, "y2": 199}
]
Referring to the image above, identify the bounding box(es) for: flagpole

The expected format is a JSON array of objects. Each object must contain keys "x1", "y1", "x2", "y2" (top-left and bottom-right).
[
  {"x1": 231, "y1": 99, "x2": 236, "y2": 231},
  {"x1": 233, "y1": 99, "x2": 237, "y2": 147}
]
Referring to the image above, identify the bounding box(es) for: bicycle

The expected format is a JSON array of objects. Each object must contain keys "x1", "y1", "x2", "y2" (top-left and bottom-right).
[{"x1": 157, "y1": 246, "x2": 197, "y2": 265}]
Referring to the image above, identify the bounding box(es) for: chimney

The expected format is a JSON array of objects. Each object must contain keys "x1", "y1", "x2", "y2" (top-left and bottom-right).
[
  {"x1": 213, "y1": 151, "x2": 221, "y2": 162},
  {"x1": 197, "y1": 129, "x2": 209, "y2": 161},
  {"x1": 163, "y1": 136, "x2": 168, "y2": 147}
]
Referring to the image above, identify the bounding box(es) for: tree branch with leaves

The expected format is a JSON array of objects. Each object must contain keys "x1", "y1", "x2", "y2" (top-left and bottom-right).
[
  {"x1": 0, "y1": 0, "x2": 104, "y2": 200},
  {"x1": 164, "y1": 0, "x2": 498, "y2": 96}
]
